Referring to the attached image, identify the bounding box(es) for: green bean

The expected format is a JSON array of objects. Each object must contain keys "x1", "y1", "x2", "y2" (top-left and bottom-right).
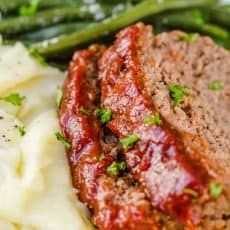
[
  {"x1": 37, "y1": 0, "x2": 82, "y2": 8},
  {"x1": 209, "y1": 4, "x2": 230, "y2": 28},
  {"x1": 18, "y1": 22, "x2": 93, "y2": 41},
  {"x1": 0, "y1": 4, "x2": 112, "y2": 35},
  {"x1": 0, "y1": 0, "x2": 26, "y2": 13},
  {"x1": 0, "y1": 0, "x2": 82, "y2": 13},
  {"x1": 0, "y1": 0, "x2": 133, "y2": 14},
  {"x1": 153, "y1": 9, "x2": 205, "y2": 28},
  {"x1": 3, "y1": 39, "x2": 33, "y2": 46},
  {"x1": 214, "y1": 38, "x2": 230, "y2": 50},
  {"x1": 198, "y1": 24, "x2": 229, "y2": 40},
  {"x1": 30, "y1": 0, "x2": 218, "y2": 56},
  {"x1": 155, "y1": 9, "x2": 229, "y2": 40}
]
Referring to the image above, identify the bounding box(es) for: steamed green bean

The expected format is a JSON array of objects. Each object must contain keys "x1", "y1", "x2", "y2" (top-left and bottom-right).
[
  {"x1": 0, "y1": 0, "x2": 82, "y2": 13},
  {"x1": 155, "y1": 10, "x2": 229, "y2": 40},
  {"x1": 0, "y1": 3, "x2": 120, "y2": 35},
  {"x1": 31, "y1": 0, "x2": 218, "y2": 56},
  {"x1": 19, "y1": 22, "x2": 93, "y2": 41},
  {"x1": 209, "y1": 4, "x2": 230, "y2": 28}
]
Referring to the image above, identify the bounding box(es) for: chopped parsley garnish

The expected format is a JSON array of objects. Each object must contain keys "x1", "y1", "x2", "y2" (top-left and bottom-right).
[
  {"x1": 184, "y1": 188, "x2": 198, "y2": 198},
  {"x1": 209, "y1": 182, "x2": 223, "y2": 199},
  {"x1": 95, "y1": 108, "x2": 112, "y2": 124},
  {"x1": 56, "y1": 88, "x2": 63, "y2": 108},
  {"x1": 169, "y1": 84, "x2": 188, "y2": 105},
  {"x1": 144, "y1": 113, "x2": 162, "y2": 126},
  {"x1": 120, "y1": 134, "x2": 140, "y2": 150},
  {"x1": 208, "y1": 80, "x2": 223, "y2": 91},
  {"x1": 97, "y1": 153, "x2": 105, "y2": 162},
  {"x1": 19, "y1": 0, "x2": 40, "y2": 16},
  {"x1": 55, "y1": 132, "x2": 71, "y2": 149},
  {"x1": 18, "y1": 125, "x2": 26, "y2": 137},
  {"x1": 29, "y1": 48, "x2": 47, "y2": 66},
  {"x1": 177, "y1": 33, "x2": 199, "y2": 42},
  {"x1": 107, "y1": 161, "x2": 126, "y2": 176},
  {"x1": 0, "y1": 93, "x2": 25, "y2": 106},
  {"x1": 79, "y1": 106, "x2": 90, "y2": 116}
]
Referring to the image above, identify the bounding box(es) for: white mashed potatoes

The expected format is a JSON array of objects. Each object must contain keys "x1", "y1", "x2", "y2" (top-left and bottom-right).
[{"x1": 0, "y1": 41, "x2": 93, "y2": 230}]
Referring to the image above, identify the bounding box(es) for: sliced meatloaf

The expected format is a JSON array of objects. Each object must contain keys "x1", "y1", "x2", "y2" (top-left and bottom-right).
[
  {"x1": 59, "y1": 44, "x2": 182, "y2": 230},
  {"x1": 59, "y1": 23, "x2": 230, "y2": 230},
  {"x1": 137, "y1": 23, "x2": 230, "y2": 229},
  {"x1": 142, "y1": 28, "x2": 230, "y2": 177},
  {"x1": 99, "y1": 23, "x2": 213, "y2": 229}
]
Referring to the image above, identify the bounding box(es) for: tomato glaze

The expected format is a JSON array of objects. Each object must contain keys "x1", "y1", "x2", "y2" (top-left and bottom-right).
[
  {"x1": 59, "y1": 45, "x2": 160, "y2": 230},
  {"x1": 100, "y1": 24, "x2": 211, "y2": 228}
]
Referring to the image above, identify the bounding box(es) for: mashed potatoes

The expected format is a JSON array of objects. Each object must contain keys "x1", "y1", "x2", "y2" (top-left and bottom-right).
[{"x1": 0, "y1": 42, "x2": 93, "y2": 230}]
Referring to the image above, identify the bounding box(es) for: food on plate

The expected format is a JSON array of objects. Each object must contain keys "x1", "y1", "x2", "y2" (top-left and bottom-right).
[
  {"x1": 60, "y1": 44, "x2": 166, "y2": 230},
  {"x1": 142, "y1": 27, "x2": 230, "y2": 178},
  {"x1": 0, "y1": 41, "x2": 93, "y2": 230},
  {"x1": 0, "y1": 0, "x2": 229, "y2": 229},
  {"x1": 29, "y1": 0, "x2": 218, "y2": 56},
  {"x1": 59, "y1": 23, "x2": 230, "y2": 229},
  {"x1": 150, "y1": 9, "x2": 229, "y2": 41},
  {"x1": 0, "y1": 3, "x2": 115, "y2": 35}
]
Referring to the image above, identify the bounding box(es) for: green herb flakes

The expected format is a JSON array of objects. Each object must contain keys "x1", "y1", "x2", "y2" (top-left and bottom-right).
[
  {"x1": 184, "y1": 188, "x2": 198, "y2": 198},
  {"x1": 120, "y1": 134, "x2": 139, "y2": 150},
  {"x1": 55, "y1": 132, "x2": 71, "y2": 149},
  {"x1": 0, "y1": 93, "x2": 25, "y2": 106},
  {"x1": 95, "y1": 108, "x2": 112, "y2": 124},
  {"x1": 209, "y1": 182, "x2": 223, "y2": 199},
  {"x1": 208, "y1": 81, "x2": 223, "y2": 91},
  {"x1": 107, "y1": 161, "x2": 126, "y2": 176},
  {"x1": 143, "y1": 113, "x2": 162, "y2": 126},
  {"x1": 169, "y1": 84, "x2": 188, "y2": 105},
  {"x1": 97, "y1": 153, "x2": 105, "y2": 162},
  {"x1": 29, "y1": 48, "x2": 47, "y2": 66},
  {"x1": 18, "y1": 126, "x2": 26, "y2": 136},
  {"x1": 19, "y1": 0, "x2": 40, "y2": 16},
  {"x1": 79, "y1": 106, "x2": 90, "y2": 116},
  {"x1": 177, "y1": 33, "x2": 199, "y2": 42}
]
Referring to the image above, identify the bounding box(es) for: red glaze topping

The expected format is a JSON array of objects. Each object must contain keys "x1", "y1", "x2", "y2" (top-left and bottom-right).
[
  {"x1": 99, "y1": 24, "x2": 211, "y2": 228},
  {"x1": 59, "y1": 45, "x2": 160, "y2": 230}
]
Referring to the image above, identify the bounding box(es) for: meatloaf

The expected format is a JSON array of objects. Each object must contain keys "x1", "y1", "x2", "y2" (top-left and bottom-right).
[
  {"x1": 139, "y1": 24, "x2": 230, "y2": 229},
  {"x1": 59, "y1": 23, "x2": 230, "y2": 230},
  {"x1": 142, "y1": 27, "x2": 230, "y2": 178},
  {"x1": 59, "y1": 45, "x2": 171, "y2": 230}
]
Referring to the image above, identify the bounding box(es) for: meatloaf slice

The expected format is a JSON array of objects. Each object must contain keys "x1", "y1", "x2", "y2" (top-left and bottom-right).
[
  {"x1": 59, "y1": 44, "x2": 181, "y2": 230},
  {"x1": 138, "y1": 24, "x2": 230, "y2": 229},
  {"x1": 100, "y1": 23, "x2": 214, "y2": 229},
  {"x1": 142, "y1": 29, "x2": 230, "y2": 177},
  {"x1": 60, "y1": 23, "x2": 230, "y2": 230},
  {"x1": 100, "y1": 22, "x2": 230, "y2": 229}
]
